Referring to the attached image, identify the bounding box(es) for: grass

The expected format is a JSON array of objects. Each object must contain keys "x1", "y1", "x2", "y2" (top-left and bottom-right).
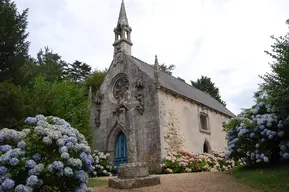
[
  {"x1": 88, "y1": 178, "x2": 108, "y2": 187},
  {"x1": 229, "y1": 163, "x2": 289, "y2": 192}
]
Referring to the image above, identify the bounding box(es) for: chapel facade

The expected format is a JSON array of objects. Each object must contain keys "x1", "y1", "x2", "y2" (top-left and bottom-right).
[{"x1": 89, "y1": 1, "x2": 235, "y2": 171}]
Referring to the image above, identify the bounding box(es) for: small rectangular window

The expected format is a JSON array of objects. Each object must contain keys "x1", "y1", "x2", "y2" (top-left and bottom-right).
[{"x1": 200, "y1": 115, "x2": 208, "y2": 130}]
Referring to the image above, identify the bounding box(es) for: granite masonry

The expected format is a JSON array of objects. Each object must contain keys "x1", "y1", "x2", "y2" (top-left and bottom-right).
[{"x1": 89, "y1": 0, "x2": 235, "y2": 177}]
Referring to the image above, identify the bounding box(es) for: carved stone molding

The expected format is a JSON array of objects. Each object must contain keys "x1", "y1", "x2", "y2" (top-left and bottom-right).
[
  {"x1": 93, "y1": 90, "x2": 103, "y2": 127},
  {"x1": 135, "y1": 78, "x2": 145, "y2": 115},
  {"x1": 113, "y1": 76, "x2": 129, "y2": 101},
  {"x1": 113, "y1": 45, "x2": 124, "y2": 67}
]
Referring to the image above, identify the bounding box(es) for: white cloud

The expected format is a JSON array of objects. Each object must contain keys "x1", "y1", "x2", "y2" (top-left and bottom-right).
[{"x1": 15, "y1": 0, "x2": 289, "y2": 114}]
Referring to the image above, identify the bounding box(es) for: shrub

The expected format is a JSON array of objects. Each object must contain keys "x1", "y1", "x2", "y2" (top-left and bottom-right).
[
  {"x1": 223, "y1": 101, "x2": 289, "y2": 164},
  {"x1": 0, "y1": 115, "x2": 93, "y2": 191},
  {"x1": 89, "y1": 151, "x2": 113, "y2": 177},
  {"x1": 160, "y1": 150, "x2": 239, "y2": 174}
]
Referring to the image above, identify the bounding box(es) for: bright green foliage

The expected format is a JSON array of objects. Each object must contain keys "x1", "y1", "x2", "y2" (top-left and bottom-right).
[
  {"x1": 0, "y1": 0, "x2": 30, "y2": 85},
  {"x1": 191, "y1": 75, "x2": 227, "y2": 106},
  {"x1": 85, "y1": 69, "x2": 106, "y2": 92},
  {"x1": 26, "y1": 77, "x2": 92, "y2": 143},
  {"x1": 260, "y1": 19, "x2": 289, "y2": 124}
]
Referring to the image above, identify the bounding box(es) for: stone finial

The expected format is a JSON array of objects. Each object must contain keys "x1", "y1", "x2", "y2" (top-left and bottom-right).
[
  {"x1": 154, "y1": 55, "x2": 161, "y2": 89},
  {"x1": 113, "y1": 0, "x2": 133, "y2": 56}
]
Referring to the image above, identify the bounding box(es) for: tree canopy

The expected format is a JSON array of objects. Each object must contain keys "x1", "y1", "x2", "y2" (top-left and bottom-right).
[
  {"x1": 260, "y1": 19, "x2": 289, "y2": 122},
  {"x1": 191, "y1": 75, "x2": 227, "y2": 106},
  {"x1": 0, "y1": 0, "x2": 30, "y2": 85}
]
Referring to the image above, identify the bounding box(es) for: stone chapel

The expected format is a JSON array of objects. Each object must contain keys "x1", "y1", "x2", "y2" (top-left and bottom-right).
[{"x1": 89, "y1": 1, "x2": 235, "y2": 171}]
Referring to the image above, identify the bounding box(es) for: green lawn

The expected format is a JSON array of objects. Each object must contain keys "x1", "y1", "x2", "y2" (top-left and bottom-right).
[
  {"x1": 88, "y1": 178, "x2": 108, "y2": 187},
  {"x1": 229, "y1": 163, "x2": 289, "y2": 192}
]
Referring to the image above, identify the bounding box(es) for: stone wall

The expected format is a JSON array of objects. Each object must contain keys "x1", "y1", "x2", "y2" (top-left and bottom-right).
[
  {"x1": 158, "y1": 89, "x2": 230, "y2": 158},
  {"x1": 90, "y1": 54, "x2": 161, "y2": 171}
]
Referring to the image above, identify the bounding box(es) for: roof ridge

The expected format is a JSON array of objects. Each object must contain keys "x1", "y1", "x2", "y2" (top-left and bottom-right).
[{"x1": 128, "y1": 55, "x2": 235, "y2": 117}]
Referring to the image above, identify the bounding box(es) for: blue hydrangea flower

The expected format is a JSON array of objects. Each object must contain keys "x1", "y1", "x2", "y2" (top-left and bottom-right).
[
  {"x1": 52, "y1": 161, "x2": 64, "y2": 171},
  {"x1": 42, "y1": 137, "x2": 52, "y2": 145},
  {"x1": 0, "y1": 166, "x2": 7, "y2": 176},
  {"x1": 2, "y1": 178, "x2": 15, "y2": 190},
  {"x1": 24, "y1": 117, "x2": 37, "y2": 125},
  {"x1": 61, "y1": 152, "x2": 70, "y2": 159},
  {"x1": 282, "y1": 152, "x2": 289, "y2": 159},
  {"x1": 25, "y1": 160, "x2": 36, "y2": 169},
  {"x1": 74, "y1": 170, "x2": 88, "y2": 184},
  {"x1": 26, "y1": 175, "x2": 38, "y2": 187},
  {"x1": 59, "y1": 146, "x2": 68, "y2": 154},
  {"x1": 263, "y1": 156, "x2": 269, "y2": 163},
  {"x1": 17, "y1": 141, "x2": 26, "y2": 149},
  {"x1": 56, "y1": 138, "x2": 65, "y2": 147},
  {"x1": 32, "y1": 153, "x2": 41, "y2": 162},
  {"x1": 0, "y1": 145, "x2": 12, "y2": 152},
  {"x1": 9, "y1": 158, "x2": 19, "y2": 166},
  {"x1": 14, "y1": 184, "x2": 26, "y2": 192},
  {"x1": 64, "y1": 167, "x2": 73, "y2": 177}
]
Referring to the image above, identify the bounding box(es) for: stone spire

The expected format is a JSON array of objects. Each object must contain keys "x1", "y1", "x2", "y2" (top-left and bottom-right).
[
  {"x1": 113, "y1": 0, "x2": 133, "y2": 56},
  {"x1": 154, "y1": 55, "x2": 161, "y2": 89}
]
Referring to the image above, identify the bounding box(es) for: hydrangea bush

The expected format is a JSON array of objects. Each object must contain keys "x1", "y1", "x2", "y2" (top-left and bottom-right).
[
  {"x1": 0, "y1": 115, "x2": 94, "y2": 192},
  {"x1": 160, "y1": 150, "x2": 239, "y2": 174},
  {"x1": 89, "y1": 150, "x2": 113, "y2": 177},
  {"x1": 223, "y1": 101, "x2": 289, "y2": 164}
]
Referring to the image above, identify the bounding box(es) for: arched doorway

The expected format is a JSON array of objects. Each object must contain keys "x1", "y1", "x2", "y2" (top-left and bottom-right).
[
  {"x1": 114, "y1": 132, "x2": 128, "y2": 166},
  {"x1": 203, "y1": 140, "x2": 211, "y2": 153}
]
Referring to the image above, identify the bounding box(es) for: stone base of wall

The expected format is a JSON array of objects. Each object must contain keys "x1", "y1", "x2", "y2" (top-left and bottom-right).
[{"x1": 108, "y1": 162, "x2": 161, "y2": 189}]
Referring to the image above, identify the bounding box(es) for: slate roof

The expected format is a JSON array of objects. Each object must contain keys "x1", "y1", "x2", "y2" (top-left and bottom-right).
[{"x1": 125, "y1": 55, "x2": 235, "y2": 117}]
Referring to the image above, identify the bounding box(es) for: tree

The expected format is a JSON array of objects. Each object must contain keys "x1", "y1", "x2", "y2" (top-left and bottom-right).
[
  {"x1": 68, "y1": 60, "x2": 92, "y2": 83},
  {"x1": 85, "y1": 69, "x2": 107, "y2": 92},
  {"x1": 260, "y1": 19, "x2": 289, "y2": 122},
  {"x1": 0, "y1": 0, "x2": 30, "y2": 84},
  {"x1": 191, "y1": 75, "x2": 227, "y2": 106},
  {"x1": 159, "y1": 63, "x2": 175, "y2": 75},
  {"x1": 36, "y1": 47, "x2": 69, "y2": 82}
]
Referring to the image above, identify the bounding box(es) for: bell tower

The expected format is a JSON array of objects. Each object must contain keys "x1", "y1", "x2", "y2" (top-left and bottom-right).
[{"x1": 113, "y1": 0, "x2": 133, "y2": 55}]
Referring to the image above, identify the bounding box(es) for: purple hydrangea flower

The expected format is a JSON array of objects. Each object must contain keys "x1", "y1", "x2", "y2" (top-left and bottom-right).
[
  {"x1": 14, "y1": 184, "x2": 26, "y2": 192},
  {"x1": 64, "y1": 167, "x2": 73, "y2": 177},
  {"x1": 52, "y1": 161, "x2": 64, "y2": 171},
  {"x1": 32, "y1": 153, "x2": 41, "y2": 162},
  {"x1": 59, "y1": 146, "x2": 68, "y2": 154},
  {"x1": 17, "y1": 141, "x2": 26, "y2": 149},
  {"x1": 26, "y1": 175, "x2": 38, "y2": 187},
  {"x1": 74, "y1": 170, "x2": 88, "y2": 184},
  {"x1": 25, "y1": 160, "x2": 36, "y2": 169},
  {"x1": 2, "y1": 178, "x2": 15, "y2": 190},
  {"x1": 61, "y1": 152, "x2": 70, "y2": 159},
  {"x1": 9, "y1": 158, "x2": 19, "y2": 166},
  {"x1": 0, "y1": 166, "x2": 7, "y2": 176},
  {"x1": 0, "y1": 145, "x2": 12, "y2": 152},
  {"x1": 24, "y1": 117, "x2": 37, "y2": 125}
]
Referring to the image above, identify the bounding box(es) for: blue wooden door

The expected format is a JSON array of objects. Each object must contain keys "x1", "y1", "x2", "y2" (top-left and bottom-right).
[{"x1": 114, "y1": 133, "x2": 128, "y2": 166}]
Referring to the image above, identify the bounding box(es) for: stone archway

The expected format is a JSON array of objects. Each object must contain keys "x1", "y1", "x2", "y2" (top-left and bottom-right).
[
  {"x1": 203, "y1": 139, "x2": 212, "y2": 153},
  {"x1": 106, "y1": 122, "x2": 127, "y2": 166}
]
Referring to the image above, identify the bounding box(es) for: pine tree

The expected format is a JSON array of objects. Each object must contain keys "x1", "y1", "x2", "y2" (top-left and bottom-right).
[
  {"x1": 0, "y1": 0, "x2": 30, "y2": 84},
  {"x1": 191, "y1": 75, "x2": 227, "y2": 106},
  {"x1": 68, "y1": 60, "x2": 92, "y2": 83}
]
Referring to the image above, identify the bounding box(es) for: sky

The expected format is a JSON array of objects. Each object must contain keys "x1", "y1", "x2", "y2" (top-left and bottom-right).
[{"x1": 15, "y1": 0, "x2": 289, "y2": 115}]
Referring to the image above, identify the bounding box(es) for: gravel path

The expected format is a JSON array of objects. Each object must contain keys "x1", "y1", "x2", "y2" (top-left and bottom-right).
[{"x1": 94, "y1": 172, "x2": 259, "y2": 192}]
